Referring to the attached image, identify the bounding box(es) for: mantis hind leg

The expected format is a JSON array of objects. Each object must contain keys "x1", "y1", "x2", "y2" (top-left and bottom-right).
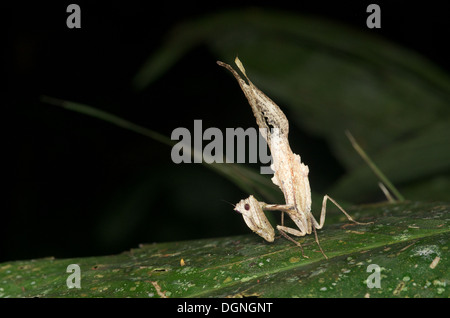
[
  {"x1": 312, "y1": 195, "x2": 373, "y2": 230},
  {"x1": 309, "y1": 195, "x2": 373, "y2": 259}
]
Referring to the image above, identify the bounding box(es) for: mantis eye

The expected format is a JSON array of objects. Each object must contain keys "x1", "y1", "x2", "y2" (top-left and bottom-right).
[{"x1": 244, "y1": 203, "x2": 250, "y2": 210}]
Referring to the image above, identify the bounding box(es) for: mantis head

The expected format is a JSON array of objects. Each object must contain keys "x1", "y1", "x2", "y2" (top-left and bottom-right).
[{"x1": 234, "y1": 195, "x2": 275, "y2": 242}]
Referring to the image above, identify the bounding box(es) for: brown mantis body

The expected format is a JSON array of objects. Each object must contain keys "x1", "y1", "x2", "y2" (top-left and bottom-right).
[{"x1": 219, "y1": 57, "x2": 372, "y2": 259}]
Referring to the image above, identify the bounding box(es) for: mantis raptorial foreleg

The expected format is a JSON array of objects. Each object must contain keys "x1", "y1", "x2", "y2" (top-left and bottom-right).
[
  {"x1": 258, "y1": 202, "x2": 309, "y2": 257},
  {"x1": 259, "y1": 203, "x2": 294, "y2": 229},
  {"x1": 260, "y1": 203, "x2": 295, "y2": 213}
]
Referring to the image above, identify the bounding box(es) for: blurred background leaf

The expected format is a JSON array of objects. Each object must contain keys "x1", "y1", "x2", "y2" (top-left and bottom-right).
[
  {"x1": 133, "y1": 9, "x2": 450, "y2": 204},
  {"x1": 42, "y1": 96, "x2": 283, "y2": 204}
]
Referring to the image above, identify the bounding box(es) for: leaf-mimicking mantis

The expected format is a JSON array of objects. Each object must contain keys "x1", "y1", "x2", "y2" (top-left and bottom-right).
[{"x1": 218, "y1": 57, "x2": 373, "y2": 259}]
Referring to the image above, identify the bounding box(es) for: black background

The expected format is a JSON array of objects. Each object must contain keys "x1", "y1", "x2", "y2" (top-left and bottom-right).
[{"x1": 4, "y1": 1, "x2": 449, "y2": 263}]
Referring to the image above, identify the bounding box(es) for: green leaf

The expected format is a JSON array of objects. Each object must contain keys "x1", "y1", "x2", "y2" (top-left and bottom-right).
[{"x1": 1, "y1": 201, "x2": 448, "y2": 297}]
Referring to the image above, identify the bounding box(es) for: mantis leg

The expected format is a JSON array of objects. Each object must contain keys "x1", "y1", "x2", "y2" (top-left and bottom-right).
[
  {"x1": 312, "y1": 195, "x2": 374, "y2": 230},
  {"x1": 260, "y1": 203, "x2": 295, "y2": 213},
  {"x1": 276, "y1": 224, "x2": 309, "y2": 258},
  {"x1": 260, "y1": 202, "x2": 295, "y2": 227},
  {"x1": 277, "y1": 223, "x2": 329, "y2": 260}
]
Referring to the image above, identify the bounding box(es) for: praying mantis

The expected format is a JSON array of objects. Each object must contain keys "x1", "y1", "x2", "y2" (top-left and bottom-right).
[{"x1": 218, "y1": 57, "x2": 373, "y2": 259}]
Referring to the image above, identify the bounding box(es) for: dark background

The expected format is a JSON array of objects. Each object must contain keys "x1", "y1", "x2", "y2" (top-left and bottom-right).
[{"x1": 4, "y1": 1, "x2": 449, "y2": 262}]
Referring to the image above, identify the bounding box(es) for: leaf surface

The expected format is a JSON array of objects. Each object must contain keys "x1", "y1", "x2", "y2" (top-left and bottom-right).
[{"x1": 1, "y1": 201, "x2": 448, "y2": 298}]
